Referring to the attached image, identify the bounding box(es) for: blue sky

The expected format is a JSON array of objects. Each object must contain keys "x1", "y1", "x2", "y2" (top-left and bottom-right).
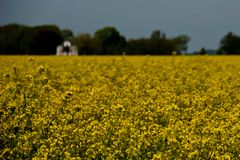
[{"x1": 1, "y1": 0, "x2": 240, "y2": 52}]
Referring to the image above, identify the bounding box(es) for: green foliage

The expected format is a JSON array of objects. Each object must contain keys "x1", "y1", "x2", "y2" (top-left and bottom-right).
[
  {"x1": 0, "y1": 24, "x2": 63, "y2": 55},
  {"x1": 219, "y1": 32, "x2": 240, "y2": 54},
  {"x1": 31, "y1": 25, "x2": 63, "y2": 55},
  {"x1": 127, "y1": 31, "x2": 190, "y2": 55},
  {"x1": 4, "y1": 23, "x2": 240, "y2": 55},
  {"x1": 61, "y1": 29, "x2": 74, "y2": 40},
  {"x1": 149, "y1": 30, "x2": 170, "y2": 55},
  {"x1": 127, "y1": 38, "x2": 150, "y2": 55},
  {"x1": 194, "y1": 47, "x2": 207, "y2": 55},
  {"x1": 199, "y1": 47, "x2": 207, "y2": 55},
  {"x1": 94, "y1": 26, "x2": 126, "y2": 55},
  {"x1": 0, "y1": 24, "x2": 30, "y2": 54},
  {"x1": 172, "y1": 35, "x2": 191, "y2": 54},
  {"x1": 0, "y1": 24, "x2": 191, "y2": 55},
  {"x1": 150, "y1": 30, "x2": 164, "y2": 40},
  {"x1": 71, "y1": 33, "x2": 100, "y2": 55}
]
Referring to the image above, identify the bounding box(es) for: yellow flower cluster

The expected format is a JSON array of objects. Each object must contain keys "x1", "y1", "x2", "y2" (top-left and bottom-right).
[{"x1": 0, "y1": 56, "x2": 240, "y2": 159}]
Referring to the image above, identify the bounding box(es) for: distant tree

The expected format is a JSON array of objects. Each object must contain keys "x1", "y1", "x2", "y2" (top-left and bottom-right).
[
  {"x1": 0, "y1": 24, "x2": 64, "y2": 55},
  {"x1": 71, "y1": 33, "x2": 99, "y2": 55},
  {"x1": 127, "y1": 38, "x2": 150, "y2": 55},
  {"x1": 94, "y1": 26, "x2": 126, "y2": 54},
  {"x1": 0, "y1": 24, "x2": 29, "y2": 54},
  {"x1": 219, "y1": 32, "x2": 240, "y2": 54},
  {"x1": 18, "y1": 26, "x2": 34, "y2": 54},
  {"x1": 61, "y1": 29, "x2": 74, "y2": 40},
  {"x1": 199, "y1": 47, "x2": 207, "y2": 55},
  {"x1": 161, "y1": 39, "x2": 176, "y2": 55},
  {"x1": 149, "y1": 30, "x2": 188, "y2": 55},
  {"x1": 126, "y1": 30, "x2": 190, "y2": 55},
  {"x1": 150, "y1": 30, "x2": 165, "y2": 55},
  {"x1": 172, "y1": 35, "x2": 191, "y2": 54},
  {"x1": 31, "y1": 25, "x2": 63, "y2": 55},
  {"x1": 150, "y1": 30, "x2": 165, "y2": 40},
  {"x1": 0, "y1": 23, "x2": 191, "y2": 55}
]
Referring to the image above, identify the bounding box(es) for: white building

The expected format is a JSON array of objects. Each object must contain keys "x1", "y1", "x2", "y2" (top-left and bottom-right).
[{"x1": 56, "y1": 41, "x2": 78, "y2": 56}]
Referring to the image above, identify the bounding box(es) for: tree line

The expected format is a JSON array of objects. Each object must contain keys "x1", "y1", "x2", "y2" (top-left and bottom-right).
[
  {"x1": 0, "y1": 23, "x2": 239, "y2": 55},
  {"x1": 72, "y1": 27, "x2": 190, "y2": 55},
  {"x1": 0, "y1": 24, "x2": 63, "y2": 55}
]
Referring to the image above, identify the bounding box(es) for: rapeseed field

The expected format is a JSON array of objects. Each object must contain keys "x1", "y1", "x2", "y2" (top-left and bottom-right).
[{"x1": 0, "y1": 56, "x2": 240, "y2": 159}]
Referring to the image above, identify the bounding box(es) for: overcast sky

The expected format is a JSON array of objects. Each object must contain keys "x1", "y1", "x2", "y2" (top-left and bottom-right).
[{"x1": 1, "y1": 0, "x2": 240, "y2": 52}]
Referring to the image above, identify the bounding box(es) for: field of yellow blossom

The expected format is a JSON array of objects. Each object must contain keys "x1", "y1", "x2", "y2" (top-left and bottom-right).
[{"x1": 1, "y1": 55, "x2": 240, "y2": 159}]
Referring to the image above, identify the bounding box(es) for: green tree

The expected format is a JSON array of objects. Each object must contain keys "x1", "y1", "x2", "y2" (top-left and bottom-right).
[
  {"x1": 94, "y1": 26, "x2": 126, "y2": 55},
  {"x1": 219, "y1": 32, "x2": 240, "y2": 54},
  {"x1": 172, "y1": 35, "x2": 190, "y2": 54},
  {"x1": 0, "y1": 24, "x2": 29, "y2": 54},
  {"x1": 199, "y1": 47, "x2": 207, "y2": 55},
  {"x1": 31, "y1": 25, "x2": 63, "y2": 55},
  {"x1": 61, "y1": 29, "x2": 74, "y2": 40},
  {"x1": 71, "y1": 33, "x2": 99, "y2": 55},
  {"x1": 0, "y1": 24, "x2": 64, "y2": 55},
  {"x1": 149, "y1": 30, "x2": 177, "y2": 55},
  {"x1": 150, "y1": 30, "x2": 165, "y2": 40},
  {"x1": 127, "y1": 38, "x2": 150, "y2": 55},
  {"x1": 150, "y1": 30, "x2": 164, "y2": 55}
]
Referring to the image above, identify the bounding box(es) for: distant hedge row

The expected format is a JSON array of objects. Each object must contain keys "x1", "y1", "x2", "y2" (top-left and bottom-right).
[
  {"x1": 0, "y1": 24, "x2": 63, "y2": 55},
  {"x1": 0, "y1": 24, "x2": 191, "y2": 55},
  {"x1": 1, "y1": 23, "x2": 239, "y2": 55}
]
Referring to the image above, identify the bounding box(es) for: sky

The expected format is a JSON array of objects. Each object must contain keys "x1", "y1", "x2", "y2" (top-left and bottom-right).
[{"x1": 1, "y1": 0, "x2": 240, "y2": 52}]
